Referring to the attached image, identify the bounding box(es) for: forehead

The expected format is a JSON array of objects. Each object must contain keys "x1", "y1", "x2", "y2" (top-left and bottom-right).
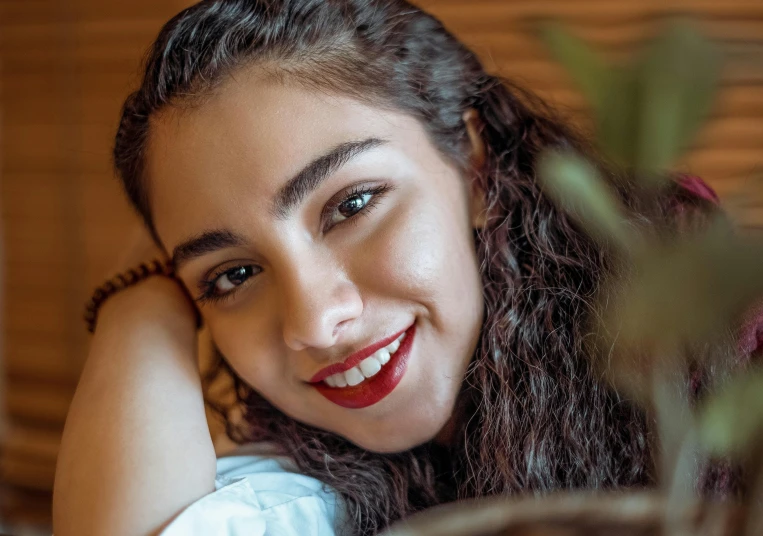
[{"x1": 145, "y1": 72, "x2": 423, "y2": 249}]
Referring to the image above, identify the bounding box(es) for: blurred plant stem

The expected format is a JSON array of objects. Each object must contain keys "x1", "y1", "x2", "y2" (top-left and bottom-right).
[
  {"x1": 655, "y1": 365, "x2": 698, "y2": 534},
  {"x1": 539, "y1": 18, "x2": 763, "y2": 535}
]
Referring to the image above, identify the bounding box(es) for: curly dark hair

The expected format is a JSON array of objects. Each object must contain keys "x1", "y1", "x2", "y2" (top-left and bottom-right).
[{"x1": 112, "y1": 1, "x2": 732, "y2": 534}]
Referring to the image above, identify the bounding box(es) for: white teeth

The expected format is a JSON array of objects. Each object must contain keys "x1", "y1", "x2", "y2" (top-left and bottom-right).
[
  {"x1": 387, "y1": 331, "x2": 405, "y2": 353},
  {"x1": 375, "y1": 348, "x2": 391, "y2": 365},
  {"x1": 359, "y1": 356, "x2": 382, "y2": 378},
  {"x1": 332, "y1": 373, "x2": 347, "y2": 388},
  {"x1": 321, "y1": 329, "x2": 409, "y2": 388},
  {"x1": 344, "y1": 367, "x2": 365, "y2": 387}
]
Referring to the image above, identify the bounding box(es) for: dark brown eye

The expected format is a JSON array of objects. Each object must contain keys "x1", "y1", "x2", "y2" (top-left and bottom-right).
[
  {"x1": 339, "y1": 195, "x2": 366, "y2": 216},
  {"x1": 214, "y1": 265, "x2": 256, "y2": 293},
  {"x1": 332, "y1": 192, "x2": 373, "y2": 224}
]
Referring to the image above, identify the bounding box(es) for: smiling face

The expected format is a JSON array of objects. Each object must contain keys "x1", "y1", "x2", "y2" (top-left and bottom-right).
[{"x1": 146, "y1": 69, "x2": 485, "y2": 452}]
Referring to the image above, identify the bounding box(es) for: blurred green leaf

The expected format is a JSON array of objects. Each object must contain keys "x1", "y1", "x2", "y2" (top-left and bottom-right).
[
  {"x1": 596, "y1": 67, "x2": 640, "y2": 171},
  {"x1": 538, "y1": 150, "x2": 633, "y2": 249},
  {"x1": 698, "y1": 368, "x2": 763, "y2": 455},
  {"x1": 592, "y1": 226, "x2": 763, "y2": 407},
  {"x1": 636, "y1": 20, "x2": 722, "y2": 178},
  {"x1": 540, "y1": 19, "x2": 722, "y2": 183},
  {"x1": 538, "y1": 22, "x2": 610, "y2": 115},
  {"x1": 601, "y1": 218, "x2": 763, "y2": 354}
]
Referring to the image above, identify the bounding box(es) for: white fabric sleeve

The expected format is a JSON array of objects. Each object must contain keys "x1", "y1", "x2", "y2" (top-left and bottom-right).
[{"x1": 160, "y1": 445, "x2": 346, "y2": 536}]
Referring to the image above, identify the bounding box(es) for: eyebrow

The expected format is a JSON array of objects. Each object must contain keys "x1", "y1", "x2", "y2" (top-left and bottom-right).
[
  {"x1": 172, "y1": 229, "x2": 247, "y2": 272},
  {"x1": 171, "y1": 137, "x2": 387, "y2": 271},
  {"x1": 272, "y1": 137, "x2": 387, "y2": 219}
]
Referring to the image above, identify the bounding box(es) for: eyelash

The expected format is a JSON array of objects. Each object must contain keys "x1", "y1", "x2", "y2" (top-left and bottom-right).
[
  {"x1": 321, "y1": 183, "x2": 389, "y2": 230},
  {"x1": 195, "y1": 183, "x2": 391, "y2": 305}
]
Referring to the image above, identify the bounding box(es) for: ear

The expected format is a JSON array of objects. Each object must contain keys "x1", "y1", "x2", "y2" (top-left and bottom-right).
[{"x1": 462, "y1": 108, "x2": 488, "y2": 229}]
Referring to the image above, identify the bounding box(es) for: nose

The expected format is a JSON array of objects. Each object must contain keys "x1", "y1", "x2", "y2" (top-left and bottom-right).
[{"x1": 279, "y1": 253, "x2": 363, "y2": 352}]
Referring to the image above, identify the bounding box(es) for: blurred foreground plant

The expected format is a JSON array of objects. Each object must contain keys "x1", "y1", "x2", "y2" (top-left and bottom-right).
[
  {"x1": 538, "y1": 19, "x2": 763, "y2": 536},
  {"x1": 384, "y1": 18, "x2": 763, "y2": 536}
]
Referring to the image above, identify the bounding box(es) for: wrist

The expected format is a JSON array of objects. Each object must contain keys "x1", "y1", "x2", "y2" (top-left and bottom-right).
[{"x1": 96, "y1": 275, "x2": 200, "y2": 336}]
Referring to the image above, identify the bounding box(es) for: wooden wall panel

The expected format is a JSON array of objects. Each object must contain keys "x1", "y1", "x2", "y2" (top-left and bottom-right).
[{"x1": 1, "y1": 0, "x2": 761, "y2": 527}]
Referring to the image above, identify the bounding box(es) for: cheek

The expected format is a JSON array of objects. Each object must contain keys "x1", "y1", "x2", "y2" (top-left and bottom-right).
[
  {"x1": 359, "y1": 185, "x2": 481, "y2": 322},
  {"x1": 206, "y1": 311, "x2": 287, "y2": 392}
]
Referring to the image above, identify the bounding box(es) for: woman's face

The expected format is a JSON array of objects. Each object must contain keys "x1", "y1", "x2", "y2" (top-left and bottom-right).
[{"x1": 147, "y1": 70, "x2": 484, "y2": 452}]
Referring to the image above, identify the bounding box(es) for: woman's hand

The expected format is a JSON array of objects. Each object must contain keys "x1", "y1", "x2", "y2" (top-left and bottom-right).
[{"x1": 53, "y1": 225, "x2": 216, "y2": 536}]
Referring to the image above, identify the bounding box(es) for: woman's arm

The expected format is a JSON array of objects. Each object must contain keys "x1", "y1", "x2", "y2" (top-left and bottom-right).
[{"x1": 53, "y1": 260, "x2": 216, "y2": 535}]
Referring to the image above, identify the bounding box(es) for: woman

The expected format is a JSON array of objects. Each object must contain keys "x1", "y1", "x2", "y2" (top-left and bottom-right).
[{"x1": 52, "y1": 0, "x2": 761, "y2": 534}]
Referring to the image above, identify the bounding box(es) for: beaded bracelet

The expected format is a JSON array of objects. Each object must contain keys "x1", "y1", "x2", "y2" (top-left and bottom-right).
[{"x1": 83, "y1": 259, "x2": 200, "y2": 333}]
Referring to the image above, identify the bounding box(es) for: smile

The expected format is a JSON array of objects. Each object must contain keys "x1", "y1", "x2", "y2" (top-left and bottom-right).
[
  {"x1": 323, "y1": 330, "x2": 406, "y2": 388},
  {"x1": 310, "y1": 323, "x2": 416, "y2": 409}
]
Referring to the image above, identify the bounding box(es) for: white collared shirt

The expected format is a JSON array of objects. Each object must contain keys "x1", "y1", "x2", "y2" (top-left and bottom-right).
[{"x1": 161, "y1": 444, "x2": 347, "y2": 535}]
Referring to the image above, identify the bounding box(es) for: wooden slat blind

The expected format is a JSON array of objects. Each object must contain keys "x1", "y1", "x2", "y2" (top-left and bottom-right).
[{"x1": 1, "y1": 0, "x2": 761, "y2": 523}]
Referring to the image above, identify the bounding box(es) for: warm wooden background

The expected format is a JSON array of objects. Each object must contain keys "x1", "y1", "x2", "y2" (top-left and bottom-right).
[{"x1": 1, "y1": 0, "x2": 761, "y2": 527}]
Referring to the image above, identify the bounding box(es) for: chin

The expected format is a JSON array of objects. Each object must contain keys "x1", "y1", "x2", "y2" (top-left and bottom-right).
[
  {"x1": 345, "y1": 417, "x2": 450, "y2": 454},
  {"x1": 351, "y1": 435, "x2": 432, "y2": 454}
]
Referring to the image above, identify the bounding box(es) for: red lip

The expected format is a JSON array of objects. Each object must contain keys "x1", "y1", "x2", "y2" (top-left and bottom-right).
[
  {"x1": 312, "y1": 323, "x2": 416, "y2": 409},
  {"x1": 308, "y1": 326, "x2": 409, "y2": 384}
]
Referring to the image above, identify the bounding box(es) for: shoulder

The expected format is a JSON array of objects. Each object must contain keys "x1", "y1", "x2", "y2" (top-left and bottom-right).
[{"x1": 160, "y1": 443, "x2": 348, "y2": 536}]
